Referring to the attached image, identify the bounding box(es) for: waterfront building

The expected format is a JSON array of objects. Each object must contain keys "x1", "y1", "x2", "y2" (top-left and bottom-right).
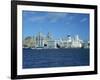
[
  {"x1": 23, "y1": 32, "x2": 88, "y2": 49},
  {"x1": 71, "y1": 35, "x2": 83, "y2": 48},
  {"x1": 46, "y1": 32, "x2": 57, "y2": 48},
  {"x1": 57, "y1": 35, "x2": 83, "y2": 48},
  {"x1": 43, "y1": 32, "x2": 53, "y2": 47},
  {"x1": 47, "y1": 40, "x2": 57, "y2": 48},
  {"x1": 36, "y1": 32, "x2": 44, "y2": 48},
  {"x1": 46, "y1": 32, "x2": 52, "y2": 40}
]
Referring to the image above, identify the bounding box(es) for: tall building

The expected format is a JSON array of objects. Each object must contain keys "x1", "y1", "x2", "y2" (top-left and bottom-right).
[
  {"x1": 36, "y1": 32, "x2": 44, "y2": 48},
  {"x1": 46, "y1": 32, "x2": 52, "y2": 40},
  {"x1": 46, "y1": 32, "x2": 57, "y2": 48}
]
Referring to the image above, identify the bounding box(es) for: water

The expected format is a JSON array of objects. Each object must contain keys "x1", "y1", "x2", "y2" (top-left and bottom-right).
[{"x1": 23, "y1": 48, "x2": 89, "y2": 69}]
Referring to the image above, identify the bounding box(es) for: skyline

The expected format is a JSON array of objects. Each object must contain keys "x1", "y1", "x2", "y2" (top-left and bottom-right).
[{"x1": 22, "y1": 10, "x2": 90, "y2": 41}]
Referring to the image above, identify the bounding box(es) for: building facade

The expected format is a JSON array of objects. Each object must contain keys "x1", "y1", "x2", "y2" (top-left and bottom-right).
[{"x1": 23, "y1": 32, "x2": 89, "y2": 49}]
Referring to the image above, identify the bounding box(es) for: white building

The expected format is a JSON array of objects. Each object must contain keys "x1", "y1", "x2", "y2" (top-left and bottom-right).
[
  {"x1": 36, "y1": 32, "x2": 44, "y2": 48},
  {"x1": 71, "y1": 35, "x2": 83, "y2": 48},
  {"x1": 58, "y1": 35, "x2": 83, "y2": 48},
  {"x1": 47, "y1": 40, "x2": 57, "y2": 48},
  {"x1": 32, "y1": 32, "x2": 84, "y2": 49}
]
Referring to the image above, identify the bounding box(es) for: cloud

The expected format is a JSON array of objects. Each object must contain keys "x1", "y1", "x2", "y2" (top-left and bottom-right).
[
  {"x1": 47, "y1": 13, "x2": 69, "y2": 23},
  {"x1": 80, "y1": 18, "x2": 87, "y2": 22},
  {"x1": 29, "y1": 16, "x2": 46, "y2": 22},
  {"x1": 29, "y1": 12, "x2": 68, "y2": 23},
  {"x1": 66, "y1": 22, "x2": 70, "y2": 25},
  {"x1": 63, "y1": 14, "x2": 75, "y2": 25},
  {"x1": 28, "y1": 12, "x2": 76, "y2": 24},
  {"x1": 23, "y1": 11, "x2": 37, "y2": 16}
]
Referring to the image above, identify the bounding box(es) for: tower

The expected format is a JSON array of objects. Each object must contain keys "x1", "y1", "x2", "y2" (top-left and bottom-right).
[
  {"x1": 47, "y1": 32, "x2": 52, "y2": 40},
  {"x1": 36, "y1": 32, "x2": 44, "y2": 47},
  {"x1": 67, "y1": 34, "x2": 72, "y2": 42}
]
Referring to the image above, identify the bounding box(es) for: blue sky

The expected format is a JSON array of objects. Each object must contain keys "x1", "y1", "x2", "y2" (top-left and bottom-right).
[{"x1": 22, "y1": 10, "x2": 90, "y2": 41}]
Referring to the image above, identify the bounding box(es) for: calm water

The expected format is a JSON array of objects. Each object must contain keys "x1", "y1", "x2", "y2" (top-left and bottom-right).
[{"x1": 23, "y1": 48, "x2": 89, "y2": 69}]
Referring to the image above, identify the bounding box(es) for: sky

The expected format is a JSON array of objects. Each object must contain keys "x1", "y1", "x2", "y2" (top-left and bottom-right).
[{"x1": 22, "y1": 10, "x2": 90, "y2": 41}]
